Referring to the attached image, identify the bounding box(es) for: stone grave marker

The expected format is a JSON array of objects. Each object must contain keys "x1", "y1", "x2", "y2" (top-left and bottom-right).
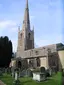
[
  {"x1": 33, "y1": 72, "x2": 46, "y2": 81},
  {"x1": 15, "y1": 72, "x2": 18, "y2": 80}
]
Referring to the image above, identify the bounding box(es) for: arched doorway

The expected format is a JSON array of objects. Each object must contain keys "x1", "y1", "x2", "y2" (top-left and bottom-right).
[{"x1": 18, "y1": 61, "x2": 22, "y2": 69}]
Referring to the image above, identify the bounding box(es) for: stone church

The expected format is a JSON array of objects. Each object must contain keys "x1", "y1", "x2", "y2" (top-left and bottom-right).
[{"x1": 12, "y1": 0, "x2": 63, "y2": 71}]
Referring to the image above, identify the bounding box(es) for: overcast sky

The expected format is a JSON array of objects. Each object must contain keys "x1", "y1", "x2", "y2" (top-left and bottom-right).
[{"x1": 0, "y1": 0, "x2": 63, "y2": 52}]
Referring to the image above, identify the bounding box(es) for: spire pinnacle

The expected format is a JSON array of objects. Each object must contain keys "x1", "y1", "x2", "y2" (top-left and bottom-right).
[
  {"x1": 22, "y1": 0, "x2": 30, "y2": 30},
  {"x1": 26, "y1": 0, "x2": 28, "y2": 9},
  {"x1": 33, "y1": 26, "x2": 34, "y2": 30},
  {"x1": 18, "y1": 26, "x2": 20, "y2": 32}
]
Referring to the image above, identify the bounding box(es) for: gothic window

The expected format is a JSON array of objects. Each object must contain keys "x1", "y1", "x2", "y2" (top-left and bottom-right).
[
  {"x1": 36, "y1": 57, "x2": 40, "y2": 67},
  {"x1": 29, "y1": 59, "x2": 33, "y2": 67},
  {"x1": 35, "y1": 51, "x2": 39, "y2": 55},
  {"x1": 21, "y1": 33, "x2": 24, "y2": 38},
  {"x1": 28, "y1": 33, "x2": 30, "y2": 39},
  {"x1": 21, "y1": 33, "x2": 22, "y2": 37},
  {"x1": 48, "y1": 48, "x2": 51, "y2": 54}
]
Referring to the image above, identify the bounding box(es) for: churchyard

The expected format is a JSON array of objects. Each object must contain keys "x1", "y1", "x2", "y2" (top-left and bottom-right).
[{"x1": 0, "y1": 67, "x2": 62, "y2": 85}]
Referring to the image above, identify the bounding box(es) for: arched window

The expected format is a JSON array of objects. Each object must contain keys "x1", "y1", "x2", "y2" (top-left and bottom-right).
[
  {"x1": 35, "y1": 51, "x2": 39, "y2": 55},
  {"x1": 21, "y1": 33, "x2": 22, "y2": 37},
  {"x1": 28, "y1": 33, "x2": 30, "y2": 39},
  {"x1": 36, "y1": 58, "x2": 40, "y2": 67}
]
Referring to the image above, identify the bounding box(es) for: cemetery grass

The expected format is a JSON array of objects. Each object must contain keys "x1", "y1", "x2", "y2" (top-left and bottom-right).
[
  {"x1": 0, "y1": 73, "x2": 14, "y2": 85},
  {"x1": 0, "y1": 72, "x2": 62, "y2": 85}
]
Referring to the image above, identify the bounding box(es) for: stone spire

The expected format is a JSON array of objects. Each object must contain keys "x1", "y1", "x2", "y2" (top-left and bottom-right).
[
  {"x1": 26, "y1": 0, "x2": 28, "y2": 9},
  {"x1": 22, "y1": 0, "x2": 30, "y2": 30},
  {"x1": 16, "y1": 0, "x2": 34, "y2": 56}
]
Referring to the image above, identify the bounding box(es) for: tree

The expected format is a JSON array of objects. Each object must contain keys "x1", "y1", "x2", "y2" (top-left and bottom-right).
[
  {"x1": 0, "y1": 36, "x2": 13, "y2": 67},
  {"x1": 56, "y1": 43, "x2": 64, "y2": 51}
]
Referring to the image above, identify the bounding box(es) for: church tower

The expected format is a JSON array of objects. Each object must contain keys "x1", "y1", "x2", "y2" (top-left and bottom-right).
[{"x1": 17, "y1": 0, "x2": 34, "y2": 55}]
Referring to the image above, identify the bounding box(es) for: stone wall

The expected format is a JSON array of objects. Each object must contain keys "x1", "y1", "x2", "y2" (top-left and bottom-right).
[
  {"x1": 48, "y1": 52, "x2": 59, "y2": 71},
  {"x1": 58, "y1": 50, "x2": 64, "y2": 70},
  {"x1": 16, "y1": 44, "x2": 57, "y2": 59},
  {"x1": 40, "y1": 57, "x2": 48, "y2": 69}
]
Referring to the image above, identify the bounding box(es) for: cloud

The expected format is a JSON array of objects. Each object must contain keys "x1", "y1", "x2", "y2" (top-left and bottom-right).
[
  {"x1": 0, "y1": 20, "x2": 18, "y2": 35},
  {"x1": 0, "y1": 20, "x2": 18, "y2": 52},
  {"x1": 0, "y1": 20, "x2": 17, "y2": 29}
]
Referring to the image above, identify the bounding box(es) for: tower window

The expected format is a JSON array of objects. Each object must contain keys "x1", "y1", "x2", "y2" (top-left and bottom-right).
[
  {"x1": 28, "y1": 33, "x2": 30, "y2": 39},
  {"x1": 35, "y1": 51, "x2": 39, "y2": 55},
  {"x1": 21, "y1": 33, "x2": 23, "y2": 38}
]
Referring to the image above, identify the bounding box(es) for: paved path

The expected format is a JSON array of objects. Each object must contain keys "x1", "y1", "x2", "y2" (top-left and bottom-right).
[{"x1": 0, "y1": 80, "x2": 6, "y2": 85}]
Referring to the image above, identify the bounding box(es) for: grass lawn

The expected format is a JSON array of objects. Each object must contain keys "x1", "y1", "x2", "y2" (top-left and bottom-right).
[{"x1": 0, "y1": 72, "x2": 62, "y2": 85}]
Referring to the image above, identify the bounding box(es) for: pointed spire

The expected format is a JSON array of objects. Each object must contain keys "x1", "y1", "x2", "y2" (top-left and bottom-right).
[
  {"x1": 22, "y1": 0, "x2": 30, "y2": 30},
  {"x1": 26, "y1": 0, "x2": 28, "y2": 9}
]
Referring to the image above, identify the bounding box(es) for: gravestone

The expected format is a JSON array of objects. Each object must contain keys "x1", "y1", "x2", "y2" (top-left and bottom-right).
[
  {"x1": 46, "y1": 69, "x2": 52, "y2": 77},
  {"x1": 40, "y1": 67, "x2": 45, "y2": 73},
  {"x1": 11, "y1": 67, "x2": 15, "y2": 78},
  {"x1": 49, "y1": 69, "x2": 52, "y2": 76},
  {"x1": 33, "y1": 67, "x2": 47, "y2": 81},
  {"x1": 0, "y1": 70, "x2": 2, "y2": 76},
  {"x1": 26, "y1": 69, "x2": 33, "y2": 77},
  {"x1": 18, "y1": 71, "x2": 21, "y2": 78},
  {"x1": 33, "y1": 72, "x2": 46, "y2": 81},
  {"x1": 15, "y1": 72, "x2": 18, "y2": 80},
  {"x1": 13, "y1": 71, "x2": 21, "y2": 85}
]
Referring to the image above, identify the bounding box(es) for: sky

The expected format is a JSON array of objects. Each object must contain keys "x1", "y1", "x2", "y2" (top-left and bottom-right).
[{"x1": 0, "y1": 0, "x2": 63, "y2": 52}]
